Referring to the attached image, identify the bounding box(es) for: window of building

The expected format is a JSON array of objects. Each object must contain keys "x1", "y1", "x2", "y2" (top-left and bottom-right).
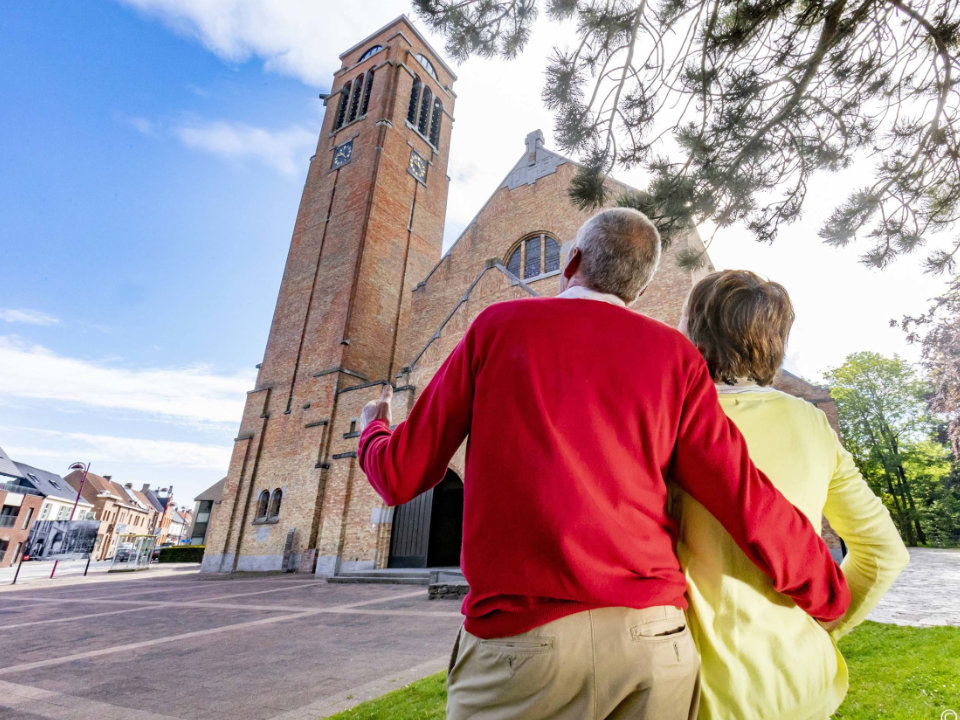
[
  {"x1": 417, "y1": 86, "x2": 432, "y2": 136},
  {"x1": 406, "y1": 76, "x2": 443, "y2": 149},
  {"x1": 348, "y1": 72, "x2": 365, "y2": 123},
  {"x1": 255, "y1": 491, "x2": 269, "y2": 521},
  {"x1": 505, "y1": 234, "x2": 563, "y2": 280},
  {"x1": 21, "y1": 506, "x2": 33, "y2": 530},
  {"x1": 269, "y1": 490, "x2": 282, "y2": 520},
  {"x1": 416, "y1": 53, "x2": 438, "y2": 80},
  {"x1": 0, "y1": 539, "x2": 7, "y2": 560},
  {"x1": 334, "y1": 80, "x2": 352, "y2": 131},
  {"x1": 0, "y1": 506, "x2": 17, "y2": 528},
  {"x1": 39, "y1": 504, "x2": 50, "y2": 520},
  {"x1": 429, "y1": 98, "x2": 442, "y2": 146},
  {"x1": 407, "y1": 77, "x2": 421, "y2": 124},
  {"x1": 12, "y1": 542, "x2": 22, "y2": 563},
  {"x1": 360, "y1": 71, "x2": 375, "y2": 116},
  {"x1": 358, "y1": 45, "x2": 383, "y2": 63}
]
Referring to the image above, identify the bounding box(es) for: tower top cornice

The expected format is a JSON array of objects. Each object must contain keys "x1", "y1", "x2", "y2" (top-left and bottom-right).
[{"x1": 338, "y1": 15, "x2": 457, "y2": 82}]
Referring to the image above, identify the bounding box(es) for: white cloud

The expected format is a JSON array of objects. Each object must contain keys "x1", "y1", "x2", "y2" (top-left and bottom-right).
[
  {"x1": 0, "y1": 309, "x2": 60, "y2": 326},
  {"x1": 0, "y1": 336, "x2": 253, "y2": 425},
  {"x1": 115, "y1": 0, "x2": 411, "y2": 86},
  {"x1": 174, "y1": 120, "x2": 316, "y2": 176},
  {"x1": 128, "y1": 115, "x2": 159, "y2": 137},
  {"x1": 6, "y1": 429, "x2": 230, "y2": 471}
]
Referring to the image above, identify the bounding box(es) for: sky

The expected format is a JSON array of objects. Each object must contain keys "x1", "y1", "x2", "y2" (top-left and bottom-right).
[{"x1": 0, "y1": 1, "x2": 951, "y2": 506}]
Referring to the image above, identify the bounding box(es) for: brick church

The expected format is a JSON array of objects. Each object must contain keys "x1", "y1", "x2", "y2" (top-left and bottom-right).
[{"x1": 201, "y1": 16, "x2": 838, "y2": 575}]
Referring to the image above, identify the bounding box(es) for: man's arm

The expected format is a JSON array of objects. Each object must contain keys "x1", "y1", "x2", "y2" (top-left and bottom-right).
[
  {"x1": 671, "y1": 359, "x2": 851, "y2": 622},
  {"x1": 358, "y1": 330, "x2": 475, "y2": 506}
]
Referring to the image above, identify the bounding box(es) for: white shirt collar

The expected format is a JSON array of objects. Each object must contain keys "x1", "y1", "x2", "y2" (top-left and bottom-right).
[{"x1": 557, "y1": 285, "x2": 626, "y2": 307}]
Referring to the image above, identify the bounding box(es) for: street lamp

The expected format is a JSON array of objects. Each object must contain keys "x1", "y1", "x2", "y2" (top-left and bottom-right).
[{"x1": 49, "y1": 461, "x2": 90, "y2": 580}]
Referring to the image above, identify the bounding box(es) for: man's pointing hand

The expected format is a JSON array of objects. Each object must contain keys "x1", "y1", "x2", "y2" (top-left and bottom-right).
[{"x1": 360, "y1": 384, "x2": 393, "y2": 432}]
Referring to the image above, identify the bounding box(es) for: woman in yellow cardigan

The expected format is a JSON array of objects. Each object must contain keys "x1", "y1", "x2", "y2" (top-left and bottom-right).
[{"x1": 676, "y1": 270, "x2": 909, "y2": 720}]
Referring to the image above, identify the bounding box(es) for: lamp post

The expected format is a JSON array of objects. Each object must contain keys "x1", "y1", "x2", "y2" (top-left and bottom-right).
[{"x1": 50, "y1": 461, "x2": 90, "y2": 580}]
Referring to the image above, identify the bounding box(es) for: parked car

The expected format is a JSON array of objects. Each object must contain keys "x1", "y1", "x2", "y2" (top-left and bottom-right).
[{"x1": 151, "y1": 542, "x2": 174, "y2": 561}]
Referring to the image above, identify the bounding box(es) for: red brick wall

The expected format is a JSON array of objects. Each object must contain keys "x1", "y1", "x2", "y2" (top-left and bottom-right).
[{"x1": 0, "y1": 490, "x2": 44, "y2": 567}]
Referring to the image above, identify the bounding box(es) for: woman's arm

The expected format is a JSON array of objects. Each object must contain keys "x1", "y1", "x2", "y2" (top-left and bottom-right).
[{"x1": 821, "y1": 415, "x2": 910, "y2": 639}]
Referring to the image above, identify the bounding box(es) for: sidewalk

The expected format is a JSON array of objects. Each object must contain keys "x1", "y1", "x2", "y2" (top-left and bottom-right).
[{"x1": 0, "y1": 560, "x2": 201, "y2": 592}]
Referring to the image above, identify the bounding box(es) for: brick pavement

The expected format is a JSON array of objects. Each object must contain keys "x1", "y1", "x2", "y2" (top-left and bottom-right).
[
  {"x1": 867, "y1": 547, "x2": 960, "y2": 627},
  {"x1": 0, "y1": 572, "x2": 462, "y2": 720}
]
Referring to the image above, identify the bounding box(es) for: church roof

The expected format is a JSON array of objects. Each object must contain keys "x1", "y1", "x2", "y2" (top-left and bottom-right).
[{"x1": 499, "y1": 130, "x2": 570, "y2": 190}]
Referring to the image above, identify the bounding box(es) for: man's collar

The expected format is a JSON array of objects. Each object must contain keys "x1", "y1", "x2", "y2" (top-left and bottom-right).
[{"x1": 557, "y1": 285, "x2": 626, "y2": 307}]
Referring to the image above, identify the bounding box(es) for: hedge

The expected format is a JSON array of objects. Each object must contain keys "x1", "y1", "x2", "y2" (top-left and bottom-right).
[{"x1": 158, "y1": 545, "x2": 205, "y2": 563}]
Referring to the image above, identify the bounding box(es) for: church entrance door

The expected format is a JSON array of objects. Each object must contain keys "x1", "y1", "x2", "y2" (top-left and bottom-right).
[{"x1": 388, "y1": 469, "x2": 463, "y2": 568}]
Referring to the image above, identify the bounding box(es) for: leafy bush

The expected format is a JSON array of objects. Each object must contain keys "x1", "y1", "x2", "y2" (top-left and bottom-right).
[{"x1": 158, "y1": 545, "x2": 205, "y2": 563}]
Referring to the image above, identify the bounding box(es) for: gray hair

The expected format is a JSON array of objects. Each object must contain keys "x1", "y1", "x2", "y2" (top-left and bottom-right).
[{"x1": 574, "y1": 208, "x2": 662, "y2": 303}]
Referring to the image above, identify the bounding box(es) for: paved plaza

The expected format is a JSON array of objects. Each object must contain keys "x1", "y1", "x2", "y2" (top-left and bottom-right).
[
  {"x1": 0, "y1": 548, "x2": 956, "y2": 720},
  {"x1": 0, "y1": 572, "x2": 463, "y2": 720}
]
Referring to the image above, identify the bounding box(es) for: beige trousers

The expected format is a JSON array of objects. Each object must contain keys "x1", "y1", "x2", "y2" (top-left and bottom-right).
[{"x1": 446, "y1": 605, "x2": 701, "y2": 720}]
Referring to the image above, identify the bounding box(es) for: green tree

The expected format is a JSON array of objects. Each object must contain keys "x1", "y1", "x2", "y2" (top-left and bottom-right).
[
  {"x1": 414, "y1": 0, "x2": 960, "y2": 271},
  {"x1": 901, "y1": 439, "x2": 960, "y2": 545},
  {"x1": 827, "y1": 352, "x2": 945, "y2": 545}
]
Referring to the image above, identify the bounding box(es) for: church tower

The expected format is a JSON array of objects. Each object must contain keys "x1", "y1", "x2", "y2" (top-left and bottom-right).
[{"x1": 202, "y1": 17, "x2": 456, "y2": 574}]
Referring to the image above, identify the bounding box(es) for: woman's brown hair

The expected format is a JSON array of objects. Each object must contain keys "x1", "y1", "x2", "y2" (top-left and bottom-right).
[{"x1": 683, "y1": 270, "x2": 795, "y2": 386}]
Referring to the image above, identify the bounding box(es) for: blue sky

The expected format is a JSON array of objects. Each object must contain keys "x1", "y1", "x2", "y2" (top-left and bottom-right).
[{"x1": 1, "y1": 1, "x2": 949, "y2": 506}]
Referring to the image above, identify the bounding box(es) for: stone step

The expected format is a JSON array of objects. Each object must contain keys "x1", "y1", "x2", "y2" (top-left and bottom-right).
[
  {"x1": 327, "y1": 575, "x2": 430, "y2": 585},
  {"x1": 336, "y1": 569, "x2": 431, "y2": 579}
]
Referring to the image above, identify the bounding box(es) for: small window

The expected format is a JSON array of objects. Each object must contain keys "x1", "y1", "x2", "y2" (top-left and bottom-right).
[
  {"x1": 416, "y1": 54, "x2": 438, "y2": 80},
  {"x1": 429, "y1": 99, "x2": 443, "y2": 146},
  {"x1": 505, "y1": 233, "x2": 563, "y2": 281},
  {"x1": 407, "y1": 77, "x2": 422, "y2": 125},
  {"x1": 358, "y1": 45, "x2": 383, "y2": 63},
  {"x1": 360, "y1": 71, "x2": 375, "y2": 116},
  {"x1": 255, "y1": 490, "x2": 269, "y2": 521},
  {"x1": 334, "y1": 81, "x2": 352, "y2": 130},
  {"x1": 418, "y1": 87, "x2": 433, "y2": 136},
  {"x1": 269, "y1": 489, "x2": 282, "y2": 519}
]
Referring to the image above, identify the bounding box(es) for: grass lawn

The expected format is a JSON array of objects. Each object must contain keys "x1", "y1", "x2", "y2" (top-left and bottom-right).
[{"x1": 325, "y1": 622, "x2": 960, "y2": 719}]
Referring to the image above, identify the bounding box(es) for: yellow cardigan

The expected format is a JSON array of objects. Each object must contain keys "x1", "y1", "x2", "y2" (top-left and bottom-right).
[{"x1": 675, "y1": 388, "x2": 909, "y2": 720}]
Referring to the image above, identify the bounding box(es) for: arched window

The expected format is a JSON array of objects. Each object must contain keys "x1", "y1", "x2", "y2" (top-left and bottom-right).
[
  {"x1": 407, "y1": 77, "x2": 422, "y2": 124},
  {"x1": 348, "y1": 72, "x2": 364, "y2": 123},
  {"x1": 416, "y1": 54, "x2": 438, "y2": 81},
  {"x1": 255, "y1": 491, "x2": 269, "y2": 521},
  {"x1": 429, "y1": 99, "x2": 443, "y2": 146},
  {"x1": 360, "y1": 71, "x2": 375, "y2": 116},
  {"x1": 505, "y1": 234, "x2": 562, "y2": 280},
  {"x1": 358, "y1": 45, "x2": 383, "y2": 63},
  {"x1": 269, "y1": 489, "x2": 282, "y2": 519},
  {"x1": 418, "y1": 86, "x2": 433, "y2": 136},
  {"x1": 334, "y1": 80, "x2": 351, "y2": 131}
]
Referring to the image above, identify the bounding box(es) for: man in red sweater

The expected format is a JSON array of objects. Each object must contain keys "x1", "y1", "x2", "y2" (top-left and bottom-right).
[{"x1": 358, "y1": 208, "x2": 849, "y2": 720}]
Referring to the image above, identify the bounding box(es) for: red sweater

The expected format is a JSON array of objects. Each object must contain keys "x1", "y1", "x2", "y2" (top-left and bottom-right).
[{"x1": 359, "y1": 297, "x2": 850, "y2": 638}]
